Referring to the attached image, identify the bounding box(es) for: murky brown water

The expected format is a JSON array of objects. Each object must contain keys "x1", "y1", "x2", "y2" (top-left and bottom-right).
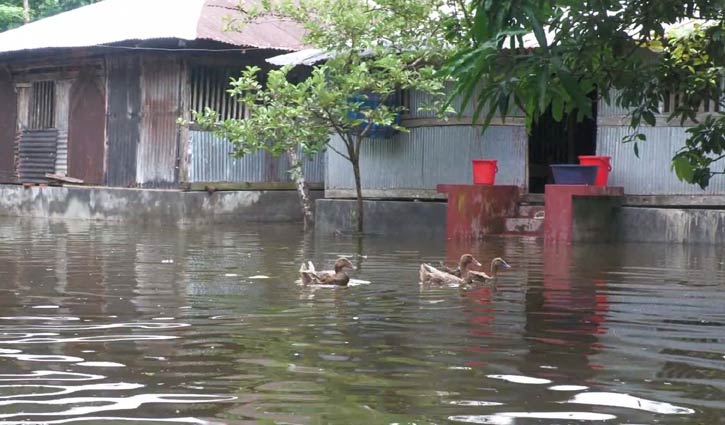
[{"x1": 0, "y1": 217, "x2": 723, "y2": 424}]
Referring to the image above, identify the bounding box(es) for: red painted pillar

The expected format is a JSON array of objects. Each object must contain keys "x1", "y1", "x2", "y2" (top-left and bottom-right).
[
  {"x1": 437, "y1": 184, "x2": 520, "y2": 240},
  {"x1": 544, "y1": 185, "x2": 624, "y2": 243}
]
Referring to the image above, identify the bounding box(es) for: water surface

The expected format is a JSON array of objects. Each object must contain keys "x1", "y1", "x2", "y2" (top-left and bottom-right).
[{"x1": 0, "y1": 218, "x2": 723, "y2": 424}]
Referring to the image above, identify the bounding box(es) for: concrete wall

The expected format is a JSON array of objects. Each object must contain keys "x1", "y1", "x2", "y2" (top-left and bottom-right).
[
  {"x1": 0, "y1": 184, "x2": 321, "y2": 225},
  {"x1": 572, "y1": 196, "x2": 623, "y2": 243},
  {"x1": 615, "y1": 207, "x2": 725, "y2": 244},
  {"x1": 315, "y1": 199, "x2": 447, "y2": 238}
]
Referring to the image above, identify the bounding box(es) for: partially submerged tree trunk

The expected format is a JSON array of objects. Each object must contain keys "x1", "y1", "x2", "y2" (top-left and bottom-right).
[
  {"x1": 352, "y1": 154, "x2": 364, "y2": 234},
  {"x1": 343, "y1": 134, "x2": 364, "y2": 234},
  {"x1": 286, "y1": 148, "x2": 314, "y2": 231}
]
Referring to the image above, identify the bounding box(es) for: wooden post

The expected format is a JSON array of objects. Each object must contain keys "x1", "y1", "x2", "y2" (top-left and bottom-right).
[{"x1": 54, "y1": 79, "x2": 73, "y2": 175}]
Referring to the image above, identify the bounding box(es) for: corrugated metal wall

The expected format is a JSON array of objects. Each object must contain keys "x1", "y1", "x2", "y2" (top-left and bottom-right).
[
  {"x1": 189, "y1": 130, "x2": 324, "y2": 184},
  {"x1": 326, "y1": 125, "x2": 527, "y2": 197},
  {"x1": 0, "y1": 67, "x2": 17, "y2": 183},
  {"x1": 17, "y1": 129, "x2": 57, "y2": 183},
  {"x1": 106, "y1": 55, "x2": 141, "y2": 187},
  {"x1": 598, "y1": 126, "x2": 725, "y2": 195},
  {"x1": 597, "y1": 91, "x2": 725, "y2": 195},
  {"x1": 137, "y1": 56, "x2": 182, "y2": 188},
  {"x1": 406, "y1": 85, "x2": 525, "y2": 119},
  {"x1": 68, "y1": 69, "x2": 106, "y2": 185}
]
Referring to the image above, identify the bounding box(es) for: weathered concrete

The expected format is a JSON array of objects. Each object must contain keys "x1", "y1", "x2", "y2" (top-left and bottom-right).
[
  {"x1": 572, "y1": 196, "x2": 623, "y2": 243},
  {"x1": 544, "y1": 185, "x2": 625, "y2": 243},
  {"x1": 315, "y1": 198, "x2": 447, "y2": 238},
  {"x1": 0, "y1": 184, "x2": 322, "y2": 225},
  {"x1": 615, "y1": 207, "x2": 725, "y2": 244},
  {"x1": 436, "y1": 184, "x2": 520, "y2": 240}
]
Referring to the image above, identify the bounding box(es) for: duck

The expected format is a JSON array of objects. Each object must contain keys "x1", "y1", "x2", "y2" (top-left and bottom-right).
[
  {"x1": 419, "y1": 254, "x2": 482, "y2": 286},
  {"x1": 434, "y1": 254, "x2": 482, "y2": 278},
  {"x1": 299, "y1": 257, "x2": 355, "y2": 286},
  {"x1": 466, "y1": 257, "x2": 511, "y2": 282}
]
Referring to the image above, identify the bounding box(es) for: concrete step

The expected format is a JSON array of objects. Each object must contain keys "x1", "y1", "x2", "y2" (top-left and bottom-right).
[
  {"x1": 504, "y1": 217, "x2": 545, "y2": 235},
  {"x1": 517, "y1": 204, "x2": 545, "y2": 218}
]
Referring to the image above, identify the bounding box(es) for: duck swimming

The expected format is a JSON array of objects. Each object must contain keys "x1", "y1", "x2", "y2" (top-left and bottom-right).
[
  {"x1": 467, "y1": 257, "x2": 511, "y2": 282},
  {"x1": 420, "y1": 256, "x2": 511, "y2": 286},
  {"x1": 419, "y1": 254, "x2": 482, "y2": 286},
  {"x1": 299, "y1": 257, "x2": 355, "y2": 286}
]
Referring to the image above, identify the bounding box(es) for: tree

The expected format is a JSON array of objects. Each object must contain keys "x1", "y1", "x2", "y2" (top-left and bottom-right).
[
  {"x1": 0, "y1": 0, "x2": 100, "y2": 31},
  {"x1": 194, "y1": 0, "x2": 454, "y2": 233},
  {"x1": 445, "y1": 0, "x2": 725, "y2": 189}
]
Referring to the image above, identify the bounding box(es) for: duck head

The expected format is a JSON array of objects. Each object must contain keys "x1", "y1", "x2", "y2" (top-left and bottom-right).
[
  {"x1": 334, "y1": 257, "x2": 355, "y2": 273},
  {"x1": 490, "y1": 257, "x2": 511, "y2": 274},
  {"x1": 459, "y1": 254, "x2": 483, "y2": 270}
]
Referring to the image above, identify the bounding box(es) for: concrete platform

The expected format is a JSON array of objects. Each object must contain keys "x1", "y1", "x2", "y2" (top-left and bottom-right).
[
  {"x1": 544, "y1": 185, "x2": 624, "y2": 243},
  {"x1": 436, "y1": 184, "x2": 520, "y2": 239},
  {"x1": 0, "y1": 184, "x2": 321, "y2": 225},
  {"x1": 315, "y1": 198, "x2": 447, "y2": 237}
]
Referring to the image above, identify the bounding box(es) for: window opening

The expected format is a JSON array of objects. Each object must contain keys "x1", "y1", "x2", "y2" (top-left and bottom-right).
[
  {"x1": 29, "y1": 80, "x2": 56, "y2": 129},
  {"x1": 190, "y1": 67, "x2": 245, "y2": 121}
]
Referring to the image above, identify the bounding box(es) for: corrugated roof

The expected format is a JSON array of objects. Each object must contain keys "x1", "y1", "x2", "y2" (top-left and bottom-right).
[{"x1": 0, "y1": 0, "x2": 305, "y2": 55}]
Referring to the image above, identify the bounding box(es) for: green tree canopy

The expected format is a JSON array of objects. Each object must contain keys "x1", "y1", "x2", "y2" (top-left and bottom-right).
[
  {"x1": 0, "y1": 0, "x2": 100, "y2": 31},
  {"x1": 195, "y1": 0, "x2": 457, "y2": 232},
  {"x1": 446, "y1": 0, "x2": 725, "y2": 188}
]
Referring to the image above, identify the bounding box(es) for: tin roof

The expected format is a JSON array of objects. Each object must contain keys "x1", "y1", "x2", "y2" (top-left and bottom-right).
[{"x1": 0, "y1": 0, "x2": 305, "y2": 55}]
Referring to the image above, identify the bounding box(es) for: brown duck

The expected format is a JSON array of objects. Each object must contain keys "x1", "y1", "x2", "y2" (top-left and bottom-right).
[
  {"x1": 466, "y1": 257, "x2": 511, "y2": 282},
  {"x1": 300, "y1": 257, "x2": 355, "y2": 286},
  {"x1": 419, "y1": 254, "x2": 482, "y2": 285}
]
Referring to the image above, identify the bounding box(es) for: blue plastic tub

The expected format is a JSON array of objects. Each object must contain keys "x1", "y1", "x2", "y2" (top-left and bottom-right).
[{"x1": 550, "y1": 165, "x2": 598, "y2": 185}]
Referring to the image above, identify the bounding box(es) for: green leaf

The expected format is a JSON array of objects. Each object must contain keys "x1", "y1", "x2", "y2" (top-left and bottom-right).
[{"x1": 672, "y1": 155, "x2": 695, "y2": 183}]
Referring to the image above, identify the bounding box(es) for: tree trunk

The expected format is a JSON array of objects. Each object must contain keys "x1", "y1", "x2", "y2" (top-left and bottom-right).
[
  {"x1": 351, "y1": 153, "x2": 363, "y2": 233},
  {"x1": 286, "y1": 148, "x2": 314, "y2": 231},
  {"x1": 22, "y1": 0, "x2": 30, "y2": 23}
]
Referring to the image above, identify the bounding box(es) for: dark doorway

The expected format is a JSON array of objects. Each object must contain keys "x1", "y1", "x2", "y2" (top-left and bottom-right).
[
  {"x1": 68, "y1": 70, "x2": 106, "y2": 185},
  {"x1": 528, "y1": 102, "x2": 597, "y2": 193},
  {"x1": 0, "y1": 68, "x2": 17, "y2": 183}
]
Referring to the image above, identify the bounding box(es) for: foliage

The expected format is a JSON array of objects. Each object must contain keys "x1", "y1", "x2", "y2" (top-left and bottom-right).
[
  {"x1": 445, "y1": 0, "x2": 725, "y2": 189},
  {"x1": 195, "y1": 0, "x2": 457, "y2": 232},
  {"x1": 0, "y1": 0, "x2": 99, "y2": 31}
]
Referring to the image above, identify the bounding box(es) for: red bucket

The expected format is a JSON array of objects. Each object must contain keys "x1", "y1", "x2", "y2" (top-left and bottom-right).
[
  {"x1": 472, "y1": 160, "x2": 498, "y2": 185},
  {"x1": 578, "y1": 156, "x2": 612, "y2": 186}
]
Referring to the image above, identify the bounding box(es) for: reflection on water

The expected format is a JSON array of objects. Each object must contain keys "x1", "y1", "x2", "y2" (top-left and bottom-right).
[{"x1": 0, "y1": 217, "x2": 723, "y2": 424}]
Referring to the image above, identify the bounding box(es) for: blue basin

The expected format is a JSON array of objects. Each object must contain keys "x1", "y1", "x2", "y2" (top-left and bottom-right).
[{"x1": 550, "y1": 165, "x2": 598, "y2": 185}]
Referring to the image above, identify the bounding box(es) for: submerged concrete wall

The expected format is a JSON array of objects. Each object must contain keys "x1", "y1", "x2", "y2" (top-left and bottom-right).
[
  {"x1": 0, "y1": 184, "x2": 321, "y2": 225},
  {"x1": 315, "y1": 199, "x2": 447, "y2": 238},
  {"x1": 616, "y1": 207, "x2": 725, "y2": 244}
]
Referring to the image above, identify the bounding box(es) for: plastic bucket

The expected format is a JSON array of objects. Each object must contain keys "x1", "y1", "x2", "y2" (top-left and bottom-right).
[
  {"x1": 550, "y1": 165, "x2": 598, "y2": 185},
  {"x1": 472, "y1": 160, "x2": 498, "y2": 185},
  {"x1": 578, "y1": 155, "x2": 612, "y2": 186}
]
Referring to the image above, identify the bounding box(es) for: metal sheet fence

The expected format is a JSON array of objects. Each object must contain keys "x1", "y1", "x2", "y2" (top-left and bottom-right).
[
  {"x1": 106, "y1": 55, "x2": 141, "y2": 188},
  {"x1": 326, "y1": 125, "x2": 527, "y2": 196},
  {"x1": 598, "y1": 126, "x2": 725, "y2": 195},
  {"x1": 189, "y1": 131, "x2": 324, "y2": 184},
  {"x1": 137, "y1": 57, "x2": 182, "y2": 188}
]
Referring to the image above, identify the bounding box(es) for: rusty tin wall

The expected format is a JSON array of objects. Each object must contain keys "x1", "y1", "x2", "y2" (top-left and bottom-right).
[
  {"x1": 106, "y1": 55, "x2": 142, "y2": 187},
  {"x1": 137, "y1": 56, "x2": 182, "y2": 188},
  {"x1": 68, "y1": 69, "x2": 106, "y2": 185},
  {"x1": 0, "y1": 68, "x2": 17, "y2": 183},
  {"x1": 17, "y1": 129, "x2": 57, "y2": 183},
  {"x1": 598, "y1": 126, "x2": 725, "y2": 195},
  {"x1": 325, "y1": 125, "x2": 527, "y2": 197},
  {"x1": 189, "y1": 130, "x2": 324, "y2": 184}
]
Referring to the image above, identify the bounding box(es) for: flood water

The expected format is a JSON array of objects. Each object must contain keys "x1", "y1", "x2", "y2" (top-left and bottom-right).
[{"x1": 0, "y1": 217, "x2": 723, "y2": 424}]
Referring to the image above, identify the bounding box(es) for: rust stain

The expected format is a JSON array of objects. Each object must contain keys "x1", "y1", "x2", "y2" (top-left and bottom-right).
[{"x1": 457, "y1": 193, "x2": 467, "y2": 213}]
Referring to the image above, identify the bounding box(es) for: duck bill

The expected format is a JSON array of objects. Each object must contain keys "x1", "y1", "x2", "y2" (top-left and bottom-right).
[
  {"x1": 500, "y1": 261, "x2": 511, "y2": 270},
  {"x1": 473, "y1": 259, "x2": 483, "y2": 268}
]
